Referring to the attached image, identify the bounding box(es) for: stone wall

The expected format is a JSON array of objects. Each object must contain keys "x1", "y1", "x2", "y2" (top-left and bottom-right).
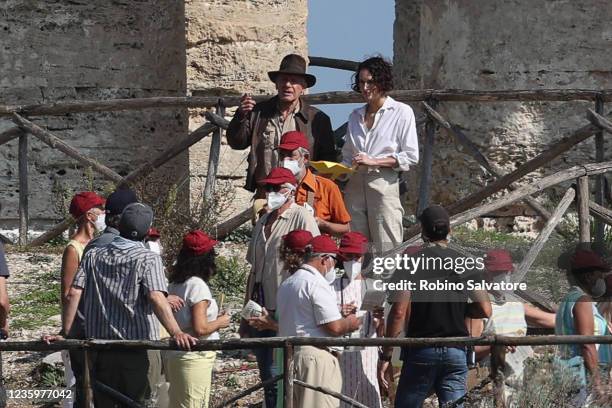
[
  {"x1": 394, "y1": 0, "x2": 612, "y2": 230},
  {"x1": 0, "y1": 1, "x2": 188, "y2": 228},
  {"x1": 185, "y1": 0, "x2": 309, "y2": 217}
]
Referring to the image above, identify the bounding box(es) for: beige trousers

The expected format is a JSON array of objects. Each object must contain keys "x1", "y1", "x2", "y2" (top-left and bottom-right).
[
  {"x1": 293, "y1": 346, "x2": 342, "y2": 408},
  {"x1": 344, "y1": 167, "x2": 404, "y2": 253}
]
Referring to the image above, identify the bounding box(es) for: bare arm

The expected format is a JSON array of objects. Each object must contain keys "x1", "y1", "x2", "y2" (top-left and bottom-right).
[
  {"x1": 466, "y1": 290, "x2": 492, "y2": 318},
  {"x1": 62, "y1": 287, "x2": 82, "y2": 335},
  {"x1": 149, "y1": 291, "x2": 182, "y2": 336},
  {"x1": 466, "y1": 317, "x2": 490, "y2": 360},
  {"x1": 321, "y1": 314, "x2": 360, "y2": 337},
  {"x1": 573, "y1": 299, "x2": 601, "y2": 385},
  {"x1": 60, "y1": 246, "x2": 79, "y2": 308},
  {"x1": 382, "y1": 300, "x2": 410, "y2": 357},
  {"x1": 191, "y1": 300, "x2": 230, "y2": 337},
  {"x1": 524, "y1": 304, "x2": 556, "y2": 328},
  {"x1": 316, "y1": 218, "x2": 350, "y2": 236},
  {"x1": 0, "y1": 277, "x2": 9, "y2": 333},
  {"x1": 353, "y1": 154, "x2": 398, "y2": 168}
]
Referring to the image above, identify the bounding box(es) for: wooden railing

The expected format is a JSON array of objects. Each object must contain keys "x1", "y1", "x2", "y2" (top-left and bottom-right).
[{"x1": 0, "y1": 335, "x2": 611, "y2": 408}]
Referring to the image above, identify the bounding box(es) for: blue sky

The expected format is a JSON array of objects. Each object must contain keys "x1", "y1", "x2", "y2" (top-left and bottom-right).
[{"x1": 307, "y1": 0, "x2": 395, "y2": 128}]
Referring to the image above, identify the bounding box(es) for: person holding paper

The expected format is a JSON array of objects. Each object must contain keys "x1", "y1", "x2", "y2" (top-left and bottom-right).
[
  {"x1": 277, "y1": 235, "x2": 362, "y2": 408},
  {"x1": 332, "y1": 231, "x2": 384, "y2": 408},
  {"x1": 242, "y1": 167, "x2": 320, "y2": 408},
  {"x1": 278, "y1": 130, "x2": 351, "y2": 235},
  {"x1": 341, "y1": 56, "x2": 419, "y2": 253},
  {"x1": 165, "y1": 230, "x2": 231, "y2": 408}
]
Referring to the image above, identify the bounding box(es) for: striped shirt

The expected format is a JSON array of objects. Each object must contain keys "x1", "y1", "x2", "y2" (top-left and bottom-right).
[{"x1": 73, "y1": 236, "x2": 167, "y2": 340}]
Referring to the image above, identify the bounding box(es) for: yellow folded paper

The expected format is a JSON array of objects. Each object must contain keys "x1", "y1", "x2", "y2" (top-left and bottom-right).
[{"x1": 309, "y1": 161, "x2": 354, "y2": 180}]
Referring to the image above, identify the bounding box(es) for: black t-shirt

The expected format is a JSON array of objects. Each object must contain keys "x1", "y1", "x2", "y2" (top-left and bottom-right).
[
  {"x1": 0, "y1": 242, "x2": 10, "y2": 278},
  {"x1": 389, "y1": 245, "x2": 481, "y2": 339}
]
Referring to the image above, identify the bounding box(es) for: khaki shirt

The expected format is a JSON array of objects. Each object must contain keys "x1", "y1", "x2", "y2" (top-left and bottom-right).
[
  {"x1": 258, "y1": 103, "x2": 300, "y2": 183},
  {"x1": 246, "y1": 203, "x2": 320, "y2": 310}
]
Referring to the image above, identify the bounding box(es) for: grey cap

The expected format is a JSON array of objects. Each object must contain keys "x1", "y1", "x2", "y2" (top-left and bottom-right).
[{"x1": 119, "y1": 203, "x2": 153, "y2": 241}]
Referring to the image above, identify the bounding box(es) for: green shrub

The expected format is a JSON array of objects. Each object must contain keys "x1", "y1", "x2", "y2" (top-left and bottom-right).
[{"x1": 209, "y1": 255, "x2": 249, "y2": 300}]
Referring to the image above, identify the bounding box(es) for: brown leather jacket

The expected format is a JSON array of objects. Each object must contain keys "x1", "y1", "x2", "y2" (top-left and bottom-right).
[{"x1": 226, "y1": 96, "x2": 336, "y2": 193}]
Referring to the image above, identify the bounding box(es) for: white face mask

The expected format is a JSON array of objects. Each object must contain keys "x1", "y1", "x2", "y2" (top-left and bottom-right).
[
  {"x1": 324, "y1": 257, "x2": 338, "y2": 284},
  {"x1": 591, "y1": 278, "x2": 606, "y2": 298},
  {"x1": 94, "y1": 214, "x2": 106, "y2": 232},
  {"x1": 282, "y1": 158, "x2": 302, "y2": 176},
  {"x1": 344, "y1": 260, "x2": 362, "y2": 281},
  {"x1": 267, "y1": 191, "x2": 288, "y2": 211},
  {"x1": 147, "y1": 241, "x2": 162, "y2": 255}
]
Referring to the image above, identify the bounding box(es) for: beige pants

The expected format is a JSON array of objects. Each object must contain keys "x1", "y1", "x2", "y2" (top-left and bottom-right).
[
  {"x1": 164, "y1": 350, "x2": 216, "y2": 408},
  {"x1": 294, "y1": 346, "x2": 342, "y2": 408},
  {"x1": 344, "y1": 167, "x2": 404, "y2": 254}
]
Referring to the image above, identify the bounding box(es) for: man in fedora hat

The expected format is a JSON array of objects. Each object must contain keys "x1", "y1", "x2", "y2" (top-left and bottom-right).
[{"x1": 227, "y1": 54, "x2": 337, "y2": 197}]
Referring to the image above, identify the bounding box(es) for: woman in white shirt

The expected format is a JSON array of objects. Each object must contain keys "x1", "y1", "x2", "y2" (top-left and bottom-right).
[
  {"x1": 165, "y1": 230, "x2": 231, "y2": 408},
  {"x1": 342, "y1": 56, "x2": 419, "y2": 253}
]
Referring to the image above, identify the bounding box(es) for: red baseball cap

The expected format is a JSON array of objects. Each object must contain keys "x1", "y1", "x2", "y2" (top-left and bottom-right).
[
  {"x1": 309, "y1": 235, "x2": 339, "y2": 254},
  {"x1": 485, "y1": 249, "x2": 514, "y2": 274},
  {"x1": 182, "y1": 230, "x2": 218, "y2": 256},
  {"x1": 258, "y1": 167, "x2": 298, "y2": 186},
  {"x1": 147, "y1": 228, "x2": 161, "y2": 239},
  {"x1": 339, "y1": 231, "x2": 368, "y2": 259},
  {"x1": 571, "y1": 250, "x2": 610, "y2": 272},
  {"x1": 404, "y1": 245, "x2": 423, "y2": 256},
  {"x1": 278, "y1": 131, "x2": 310, "y2": 152},
  {"x1": 69, "y1": 192, "x2": 105, "y2": 219},
  {"x1": 283, "y1": 230, "x2": 313, "y2": 254}
]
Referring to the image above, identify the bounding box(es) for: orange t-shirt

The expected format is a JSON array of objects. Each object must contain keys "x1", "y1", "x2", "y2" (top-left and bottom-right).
[{"x1": 295, "y1": 169, "x2": 351, "y2": 224}]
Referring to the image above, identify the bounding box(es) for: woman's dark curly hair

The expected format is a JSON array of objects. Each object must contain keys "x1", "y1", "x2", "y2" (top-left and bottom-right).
[
  {"x1": 281, "y1": 243, "x2": 305, "y2": 275},
  {"x1": 169, "y1": 248, "x2": 217, "y2": 284},
  {"x1": 351, "y1": 56, "x2": 394, "y2": 93}
]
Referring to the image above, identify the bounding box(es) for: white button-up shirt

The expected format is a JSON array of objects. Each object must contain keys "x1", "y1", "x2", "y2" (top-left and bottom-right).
[
  {"x1": 277, "y1": 264, "x2": 342, "y2": 337},
  {"x1": 341, "y1": 96, "x2": 419, "y2": 172}
]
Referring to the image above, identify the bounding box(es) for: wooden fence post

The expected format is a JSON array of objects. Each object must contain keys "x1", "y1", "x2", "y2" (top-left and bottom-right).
[
  {"x1": 594, "y1": 96, "x2": 605, "y2": 244},
  {"x1": 284, "y1": 341, "x2": 294, "y2": 408},
  {"x1": 417, "y1": 100, "x2": 437, "y2": 216},
  {"x1": 514, "y1": 187, "x2": 575, "y2": 282},
  {"x1": 491, "y1": 345, "x2": 507, "y2": 408},
  {"x1": 18, "y1": 132, "x2": 28, "y2": 246},
  {"x1": 577, "y1": 176, "x2": 591, "y2": 245},
  {"x1": 83, "y1": 350, "x2": 93, "y2": 407},
  {"x1": 203, "y1": 100, "x2": 225, "y2": 199}
]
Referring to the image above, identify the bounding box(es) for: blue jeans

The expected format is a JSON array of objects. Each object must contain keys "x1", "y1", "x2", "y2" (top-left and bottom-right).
[
  {"x1": 249, "y1": 326, "x2": 278, "y2": 408},
  {"x1": 395, "y1": 347, "x2": 468, "y2": 408}
]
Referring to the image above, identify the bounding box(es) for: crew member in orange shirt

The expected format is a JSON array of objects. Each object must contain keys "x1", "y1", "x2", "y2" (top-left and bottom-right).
[{"x1": 278, "y1": 131, "x2": 351, "y2": 236}]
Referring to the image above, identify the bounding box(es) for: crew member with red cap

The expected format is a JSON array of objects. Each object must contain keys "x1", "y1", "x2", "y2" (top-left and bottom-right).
[
  {"x1": 555, "y1": 249, "x2": 611, "y2": 405},
  {"x1": 60, "y1": 191, "x2": 105, "y2": 408},
  {"x1": 165, "y1": 230, "x2": 231, "y2": 408},
  {"x1": 277, "y1": 235, "x2": 362, "y2": 408},
  {"x1": 332, "y1": 231, "x2": 384, "y2": 408},
  {"x1": 145, "y1": 227, "x2": 163, "y2": 255},
  {"x1": 278, "y1": 130, "x2": 351, "y2": 235},
  {"x1": 247, "y1": 230, "x2": 316, "y2": 335},
  {"x1": 465, "y1": 249, "x2": 554, "y2": 397},
  {"x1": 243, "y1": 167, "x2": 320, "y2": 408}
]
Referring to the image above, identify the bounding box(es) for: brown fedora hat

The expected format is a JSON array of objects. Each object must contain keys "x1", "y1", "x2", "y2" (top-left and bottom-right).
[{"x1": 268, "y1": 54, "x2": 316, "y2": 88}]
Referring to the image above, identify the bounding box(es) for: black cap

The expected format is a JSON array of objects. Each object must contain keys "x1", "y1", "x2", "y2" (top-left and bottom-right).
[
  {"x1": 419, "y1": 205, "x2": 450, "y2": 238},
  {"x1": 119, "y1": 203, "x2": 153, "y2": 241},
  {"x1": 106, "y1": 188, "x2": 138, "y2": 216}
]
